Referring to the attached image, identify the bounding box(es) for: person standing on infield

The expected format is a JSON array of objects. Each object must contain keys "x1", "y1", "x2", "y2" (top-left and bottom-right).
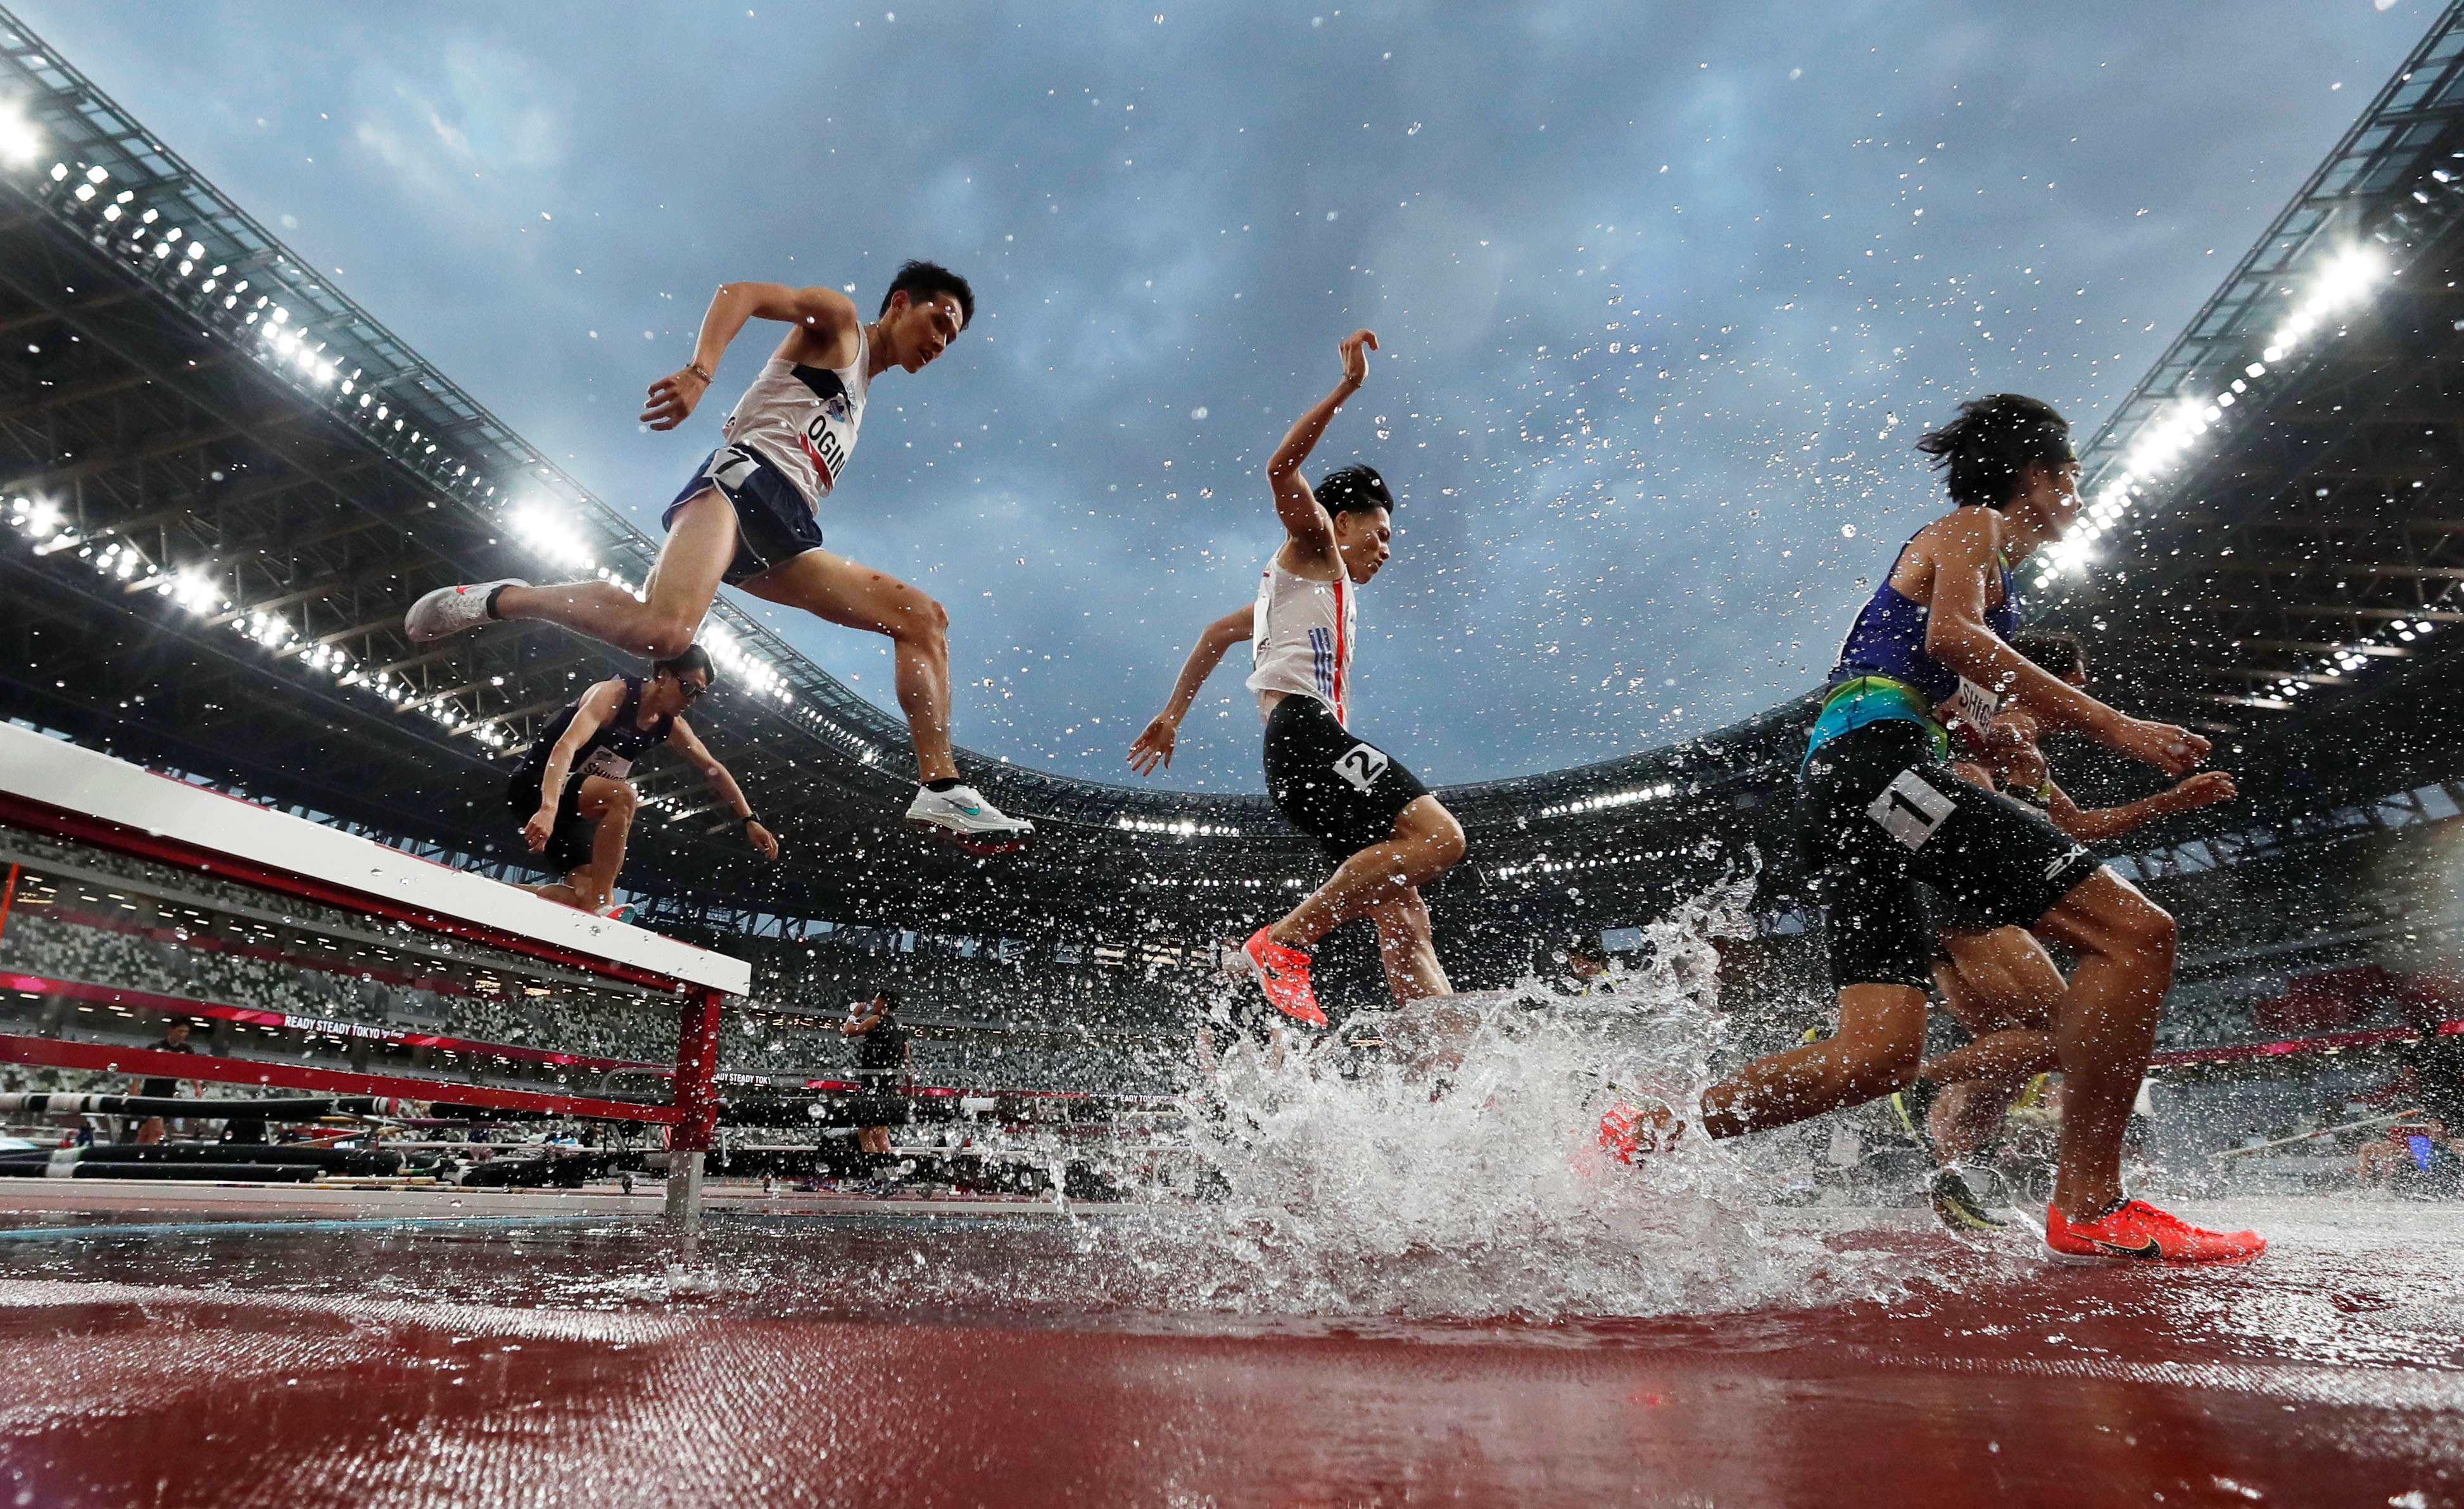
[
  {"x1": 1127, "y1": 329, "x2": 1465, "y2": 1026},
  {"x1": 408, "y1": 260, "x2": 1032, "y2": 849}
]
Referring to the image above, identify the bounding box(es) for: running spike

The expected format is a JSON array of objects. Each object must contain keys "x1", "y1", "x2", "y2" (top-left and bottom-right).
[
  {"x1": 2044, "y1": 1199, "x2": 2266, "y2": 1266},
  {"x1": 1926, "y1": 1164, "x2": 2010, "y2": 1233},
  {"x1": 403, "y1": 579, "x2": 526, "y2": 643},
  {"x1": 1241, "y1": 927, "x2": 1326, "y2": 1028}
]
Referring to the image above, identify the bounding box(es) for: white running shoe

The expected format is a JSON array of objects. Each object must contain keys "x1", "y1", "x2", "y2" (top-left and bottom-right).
[
  {"x1": 404, "y1": 579, "x2": 528, "y2": 643},
  {"x1": 903, "y1": 783, "x2": 1035, "y2": 845}
]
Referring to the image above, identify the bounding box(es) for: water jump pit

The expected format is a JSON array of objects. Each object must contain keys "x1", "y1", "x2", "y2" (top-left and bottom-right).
[{"x1": 0, "y1": 1200, "x2": 2455, "y2": 1507}]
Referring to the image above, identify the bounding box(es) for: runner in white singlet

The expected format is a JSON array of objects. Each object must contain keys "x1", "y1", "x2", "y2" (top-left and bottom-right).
[
  {"x1": 403, "y1": 260, "x2": 1032, "y2": 850},
  {"x1": 1127, "y1": 329, "x2": 1465, "y2": 1026}
]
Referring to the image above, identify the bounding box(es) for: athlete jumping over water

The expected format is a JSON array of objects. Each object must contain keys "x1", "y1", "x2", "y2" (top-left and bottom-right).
[
  {"x1": 1672, "y1": 394, "x2": 2264, "y2": 1264},
  {"x1": 405, "y1": 260, "x2": 1033, "y2": 850},
  {"x1": 1127, "y1": 329, "x2": 1465, "y2": 1026}
]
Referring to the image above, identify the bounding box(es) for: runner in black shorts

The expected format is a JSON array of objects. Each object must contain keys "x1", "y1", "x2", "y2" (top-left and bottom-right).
[
  {"x1": 1666, "y1": 394, "x2": 2263, "y2": 1264},
  {"x1": 1127, "y1": 329, "x2": 1465, "y2": 1025},
  {"x1": 509, "y1": 645, "x2": 778, "y2": 914}
]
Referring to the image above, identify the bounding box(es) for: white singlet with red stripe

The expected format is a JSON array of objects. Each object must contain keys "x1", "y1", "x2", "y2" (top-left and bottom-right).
[
  {"x1": 717, "y1": 325, "x2": 871, "y2": 505},
  {"x1": 1244, "y1": 560, "x2": 1355, "y2": 723}
]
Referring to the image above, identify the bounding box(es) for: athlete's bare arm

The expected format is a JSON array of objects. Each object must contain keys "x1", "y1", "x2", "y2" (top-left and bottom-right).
[
  {"x1": 1128, "y1": 605, "x2": 1255, "y2": 775},
  {"x1": 1264, "y1": 329, "x2": 1377, "y2": 578},
  {"x1": 1919, "y1": 510, "x2": 2208, "y2": 776},
  {"x1": 525, "y1": 679, "x2": 626, "y2": 852},
  {"x1": 665, "y1": 718, "x2": 781, "y2": 860},
  {"x1": 640, "y1": 282, "x2": 864, "y2": 431},
  {"x1": 2045, "y1": 771, "x2": 2237, "y2": 843}
]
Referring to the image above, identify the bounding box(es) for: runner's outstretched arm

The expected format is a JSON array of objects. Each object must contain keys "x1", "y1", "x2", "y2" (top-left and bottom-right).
[
  {"x1": 1128, "y1": 605, "x2": 1254, "y2": 775},
  {"x1": 2046, "y1": 771, "x2": 2237, "y2": 842},
  {"x1": 524, "y1": 679, "x2": 623, "y2": 853},
  {"x1": 1922, "y1": 510, "x2": 2208, "y2": 776},
  {"x1": 1264, "y1": 329, "x2": 1377, "y2": 568},
  {"x1": 640, "y1": 282, "x2": 862, "y2": 431},
  {"x1": 666, "y1": 719, "x2": 781, "y2": 859}
]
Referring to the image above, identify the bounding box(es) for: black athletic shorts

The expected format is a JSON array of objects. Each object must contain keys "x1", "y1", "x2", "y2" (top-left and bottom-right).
[
  {"x1": 664, "y1": 443, "x2": 824, "y2": 586},
  {"x1": 1262, "y1": 693, "x2": 1432, "y2": 864},
  {"x1": 506, "y1": 770, "x2": 596, "y2": 874},
  {"x1": 1800, "y1": 719, "x2": 2097, "y2": 992}
]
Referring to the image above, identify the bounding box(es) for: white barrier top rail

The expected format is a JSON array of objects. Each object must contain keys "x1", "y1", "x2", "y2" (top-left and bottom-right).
[{"x1": 0, "y1": 723, "x2": 752, "y2": 997}]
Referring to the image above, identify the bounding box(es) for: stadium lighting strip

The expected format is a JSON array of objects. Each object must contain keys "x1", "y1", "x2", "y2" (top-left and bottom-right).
[
  {"x1": 1488, "y1": 845, "x2": 1691, "y2": 883},
  {"x1": 1114, "y1": 816, "x2": 1245, "y2": 838},
  {"x1": 2035, "y1": 155, "x2": 2464, "y2": 707},
  {"x1": 2035, "y1": 243, "x2": 2393, "y2": 591},
  {"x1": 7, "y1": 144, "x2": 901, "y2": 770},
  {"x1": 1536, "y1": 781, "x2": 1678, "y2": 820}
]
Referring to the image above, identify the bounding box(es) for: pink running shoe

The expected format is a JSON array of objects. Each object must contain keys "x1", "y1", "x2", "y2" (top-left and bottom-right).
[
  {"x1": 2044, "y1": 1199, "x2": 2267, "y2": 1266},
  {"x1": 1241, "y1": 926, "x2": 1327, "y2": 1028}
]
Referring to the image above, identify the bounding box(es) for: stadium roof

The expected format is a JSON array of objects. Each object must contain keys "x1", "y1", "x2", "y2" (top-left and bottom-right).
[{"x1": 2030, "y1": 3, "x2": 2464, "y2": 814}]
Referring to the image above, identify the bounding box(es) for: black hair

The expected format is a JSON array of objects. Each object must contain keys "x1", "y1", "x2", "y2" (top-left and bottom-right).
[
  {"x1": 874, "y1": 988, "x2": 901, "y2": 1013},
  {"x1": 654, "y1": 645, "x2": 716, "y2": 685},
  {"x1": 2014, "y1": 632, "x2": 2085, "y2": 680},
  {"x1": 1316, "y1": 464, "x2": 1394, "y2": 519},
  {"x1": 1914, "y1": 394, "x2": 2075, "y2": 509},
  {"x1": 880, "y1": 260, "x2": 974, "y2": 330}
]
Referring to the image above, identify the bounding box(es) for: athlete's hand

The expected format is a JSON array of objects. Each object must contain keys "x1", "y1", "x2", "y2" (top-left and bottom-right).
[
  {"x1": 1127, "y1": 715, "x2": 1178, "y2": 776},
  {"x1": 745, "y1": 820, "x2": 780, "y2": 861},
  {"x1": 522, "y1": 807, "x2": 555, "y2": 853},
  {"x1": 2111, "y1": 717, "x2": 2209, "y2": 776},
  {"x1": 1337, "y1": 328, "x2": 1379, "y2": 389},
  {"x1": 641, "y1": 367, "x2": 711, "y2": 430},
  {"x1": 2162, "y1": 770, "x2": 2237, "y2": 812}
]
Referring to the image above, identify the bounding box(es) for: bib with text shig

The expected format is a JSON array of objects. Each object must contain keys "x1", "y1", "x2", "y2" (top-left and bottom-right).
[{"x1": 1947, "y1": 676, "x2": 2002, "y2": 754}]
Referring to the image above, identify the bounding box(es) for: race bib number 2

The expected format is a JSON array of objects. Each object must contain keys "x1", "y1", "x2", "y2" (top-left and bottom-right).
[{"x1": 1334, "y1": 743, "x2": 1390, "y2": 795}]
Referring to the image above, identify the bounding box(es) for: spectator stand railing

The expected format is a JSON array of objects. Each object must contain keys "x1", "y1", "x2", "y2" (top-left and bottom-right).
[{"x1": 0, "y1": 721, "x2": 750, "y2": 1220}]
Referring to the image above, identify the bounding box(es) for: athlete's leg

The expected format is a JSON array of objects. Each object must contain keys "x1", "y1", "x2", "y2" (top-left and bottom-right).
[
  {"x1": 2024, "y1": 868, "x2": 2177, "y2": 1221},
  {"x1": 1367, "y1": 885, "x2": 1452, "y2": 1005},
  {"x1": 1266, "y1": 796, "x2": 1465, "y2": 950},
  {"x1": 1919, "y1": 928, "x2": 2063, "y2": 1155},
  {"x1": 1700, "y1": 983, "x2": 1929, "y2": 1139},
  {"x1": 524, "y1": 778, "x2": 639, "y2": 913},
  {"x1": 737, "y1": 548, "x2": 957, "y2": 784},
  {"x1": 492, "y1": 490, "x2": 740, "y2": 659}
]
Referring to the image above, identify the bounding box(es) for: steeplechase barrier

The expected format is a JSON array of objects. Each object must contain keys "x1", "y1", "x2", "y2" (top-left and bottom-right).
[{"x1": 0, "y1": 721, "x2": 750, "y2": 1220}]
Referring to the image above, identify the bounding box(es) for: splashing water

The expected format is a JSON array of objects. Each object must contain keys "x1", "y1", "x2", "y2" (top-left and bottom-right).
[{"x1": 1111, "y1": 873, "x2": 1910, "y2": 1322}]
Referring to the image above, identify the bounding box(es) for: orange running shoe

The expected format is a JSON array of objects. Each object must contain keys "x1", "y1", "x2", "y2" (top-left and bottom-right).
[
  {"x1": 1597, "y1": 1092, "x2": 1683, "y2": 1164},
  {"x1": 1241, "y1": 927, "x2": 1327, "y2": 1028},
  {"x1": 2044, "y1": 1199, "x2": 2267, "y2": 1266}
]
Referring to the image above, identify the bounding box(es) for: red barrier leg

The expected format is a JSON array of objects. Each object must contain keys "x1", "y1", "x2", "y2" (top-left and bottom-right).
[{"x1": 665, "y1": 987, "x2": 724, "y2": 1224}]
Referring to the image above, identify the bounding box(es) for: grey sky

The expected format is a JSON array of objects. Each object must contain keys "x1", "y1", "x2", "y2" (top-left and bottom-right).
[{"x1": 21, "y1": 2, "x2": 2430, "y2": 792}]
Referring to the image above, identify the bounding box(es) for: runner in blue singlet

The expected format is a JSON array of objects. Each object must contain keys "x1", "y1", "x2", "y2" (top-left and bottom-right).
[{"x1": 1675, "y1": 393, "x2": 2266, "y2": 1265}]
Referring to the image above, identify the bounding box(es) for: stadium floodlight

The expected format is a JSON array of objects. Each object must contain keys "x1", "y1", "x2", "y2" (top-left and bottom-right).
[
  {"x1": 10, "y1": 496, "x2": 63, "y2": 540},
  {"x1": 507, "y1": 500, "x2": 596, "y2": 572},
  {"x1": 0, "y1": 101, "x2": 43, "y2": 170}
]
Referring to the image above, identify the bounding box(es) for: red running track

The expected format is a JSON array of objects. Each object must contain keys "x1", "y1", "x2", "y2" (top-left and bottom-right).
[{"x1": 0, "y1": 1199, "x2": 2455, "y2": 1506}]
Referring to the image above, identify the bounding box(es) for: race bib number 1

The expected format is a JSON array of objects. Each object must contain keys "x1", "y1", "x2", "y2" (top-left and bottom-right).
[{"x1": 1867, "y1": 769, "x2": 1957, "y2": 850}]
